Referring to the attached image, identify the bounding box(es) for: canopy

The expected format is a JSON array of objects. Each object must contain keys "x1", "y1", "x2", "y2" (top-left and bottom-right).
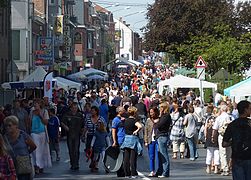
[
  {"x1": 1, "y1": 67, "x2": 47, "y2": 89},
  {"x1": 224, "y1": 77, "x2": 251, "y2": 97},
  {"x1": 54, "y1": 77, "x2": 81, "y2": 91},
  {"x1": 128, "y1": 59, "x2": 143, "y2": 66},
  {"x1": 87, "y1": 74, "x2": 105, "y2": 81},
  {"x1": 67, "y1": 68, "x2": 108, "y2": 81},
  {"x1": 158, "y1": 75, "x2": 217, "y2": 95}
]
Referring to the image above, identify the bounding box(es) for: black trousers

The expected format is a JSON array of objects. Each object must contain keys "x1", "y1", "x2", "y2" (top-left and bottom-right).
[
  {"x1": 67, "y1": 136, "x2": 80, "y2": 168},
  {"x1": 123, "y1": 148, "x2": 138, "y2": 176}
]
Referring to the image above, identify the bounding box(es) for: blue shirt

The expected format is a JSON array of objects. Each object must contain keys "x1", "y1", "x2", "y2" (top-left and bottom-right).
[
  {"x1": 99, "y1": 104, "x2": 109, "y2": 124},
  {"x1": 47, "y1": 116, "x2": 60, "y2": 139},
  {"x1": 112, "y1": 116, "x2": 125, "y2": 146}
]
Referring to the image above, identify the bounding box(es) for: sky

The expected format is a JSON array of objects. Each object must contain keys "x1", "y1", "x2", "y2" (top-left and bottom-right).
[{"x1": 92, "y1": 0, "x2": 155, "y2": 36}]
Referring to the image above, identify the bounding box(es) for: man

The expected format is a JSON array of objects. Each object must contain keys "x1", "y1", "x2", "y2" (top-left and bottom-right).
[
  {"x1": 223, "y1": 100, "x2": 251, "y2": 180},
  {"x1": 61, "y1": 102, "x2": 84, "y2": 170},
  {"x1": 212, "y1": 104, "x2": 232, "y2": 176},
  {"x1": 75, "y1": 92, "x2": 86, "y2": 113},
  {"x1": 112, "y1": 106, "x2": 126, "y2": 177}
]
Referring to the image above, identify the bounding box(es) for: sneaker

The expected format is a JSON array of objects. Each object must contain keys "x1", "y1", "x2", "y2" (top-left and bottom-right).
[
  {"x1": 221, "y1": 172, "x2": 229, "y2": 176},
  {"x1": 158, "y1": 175, "x2": 169, "y2": 178},
  {"x1": 56, "y1": 157, "x2": 60, "y2": 161},
  {"x1": 190, "y1": 158, "x2": 195, "y2": 161},
  {"x1": 131, "y1": 176, "x2": 137, "y2": 179},
  {"x1": 148, "y1": 172, "x2": 155, "y2": 177}
]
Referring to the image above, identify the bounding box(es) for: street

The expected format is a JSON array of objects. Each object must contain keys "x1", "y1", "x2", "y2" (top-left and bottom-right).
[{"x1": 35, "y1": 140, "x2": 232, "y2": 180}]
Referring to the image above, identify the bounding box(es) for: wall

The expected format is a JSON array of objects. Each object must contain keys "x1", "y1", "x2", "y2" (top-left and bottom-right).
[{"x1": 114, "y1": 18, "x2": 132, "y2": 60}]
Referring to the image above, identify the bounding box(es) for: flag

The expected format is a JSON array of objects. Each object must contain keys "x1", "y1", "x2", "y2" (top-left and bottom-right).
[
  {"x1": 54, "y1": 15, "x2": 63, "y2": 34},
  {"x1": 43, "y1": 72, "x2": 53, "y2": 101}
]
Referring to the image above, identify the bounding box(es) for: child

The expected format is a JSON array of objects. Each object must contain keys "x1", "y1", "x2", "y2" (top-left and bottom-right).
[
  {"x1": 0, "y1": 134, "x2": 16, "y2": 180},
  {"x1": 90, "y1": 121, "x2": 111, "y2": 172},
  {"x1": 204, "y1": 116, "x2": 220, "y2": 174},
  {"x1": 48, "y1": 108, "x2": 60, "y2": 161}
]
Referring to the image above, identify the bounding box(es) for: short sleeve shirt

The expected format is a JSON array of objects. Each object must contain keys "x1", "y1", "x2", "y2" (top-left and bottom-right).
[
  {"x1": 223, "y1": 118, "x2": 251, "y2": 160},
  {"x1": 112, "y1": 116, "x2": 125, "y2": 145}
]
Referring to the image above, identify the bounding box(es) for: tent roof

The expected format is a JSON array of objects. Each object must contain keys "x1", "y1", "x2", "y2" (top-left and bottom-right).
[
  {"x1": 55, "y1": 77, "x2": 81, "y2": 91},
  {"x1": 158, "y1": 75, "x2": 217, "y2": 95},
  {"x1": 22, "y1": 66, "x2": 47, "y2": 82},
  {"x1": 230, "y1": 80, "x2": 251, "y2": 97},
  {"x1": 67, "y1": 68, "x2": 107, "y2": 81},
  {"x1": 224, "y1": 77, "x2": 251, "y2": 96},
  {"x1": 212, "y1": 68, "x2": 231, "y2": 80}
]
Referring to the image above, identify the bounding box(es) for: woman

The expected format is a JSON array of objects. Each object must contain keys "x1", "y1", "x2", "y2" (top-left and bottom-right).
[
  {"x1": 170, "y1": 104, "x2": 186, "y2": 159},
  {"x1": 0, "y1": 134, "x2": 16, "y2": 180},
  {"x1": 144, "y1": 106, "x2": 159, "y2": 177},
  {"x1": 84, "y1": 106, "x2": 105, "y2": 170},
  {"x1": 121, "y1": 106, "x2": 142, "y2": 179},
  {"x1": 183, "y1": 105, "x2": 199, "y2": 161},
  {"x1": 154, "y1": 102, "x2": 172, "y2": 178},
  {"x1": 4, "y1": 115, "x2": 36, "y2": 180},
  {"x1": 30, "y1": 99, "x2": 52, "y2": 174}
]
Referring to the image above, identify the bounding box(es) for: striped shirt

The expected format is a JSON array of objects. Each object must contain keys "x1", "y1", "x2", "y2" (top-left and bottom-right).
[{"x1": 85, "y1": 116, "x2": 105, "y2": 136}]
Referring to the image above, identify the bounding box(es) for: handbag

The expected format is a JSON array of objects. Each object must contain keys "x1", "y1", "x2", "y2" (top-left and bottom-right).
[{"x1": 15, "y1": 155, "x2": 33, "y2": 174}]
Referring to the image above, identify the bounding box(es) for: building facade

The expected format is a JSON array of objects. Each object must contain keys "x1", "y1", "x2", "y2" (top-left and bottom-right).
[
  {"x1": 0, "y1": 0, "x2": 11, "y2": 83},
  {"x1": 114, "y1": 18, "x2": 133, "y2": 60}
]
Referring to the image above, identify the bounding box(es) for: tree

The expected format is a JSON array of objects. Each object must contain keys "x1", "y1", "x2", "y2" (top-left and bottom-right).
[{"x1": 144, "y1": 0, "x2": 234, "y2": 51}]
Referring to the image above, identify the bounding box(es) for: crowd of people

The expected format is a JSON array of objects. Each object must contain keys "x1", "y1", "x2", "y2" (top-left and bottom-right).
[{"x1": 0, "y1": 62, "x2": 250, "y2": 180}]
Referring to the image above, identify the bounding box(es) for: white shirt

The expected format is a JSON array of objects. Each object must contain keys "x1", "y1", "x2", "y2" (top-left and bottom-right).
[{"x1": 213, "y1": 111, "x2": 231, "y2": 131}]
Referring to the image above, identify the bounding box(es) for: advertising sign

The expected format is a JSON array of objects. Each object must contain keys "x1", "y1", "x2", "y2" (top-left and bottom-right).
[{"x1": 35, "y1": 37, "x2": 54, "y2": 66}]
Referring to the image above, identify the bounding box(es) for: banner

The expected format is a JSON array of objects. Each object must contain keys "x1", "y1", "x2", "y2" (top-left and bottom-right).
[
  {"x1": 35, "y1": 37, "x2": 54, "y2": 66},
  {"x1": 43, "y1": 72, "x2": 53, "y2": 101},
  {"x1": 54, "y1": 15, "x2": 63, "y2": 34}
]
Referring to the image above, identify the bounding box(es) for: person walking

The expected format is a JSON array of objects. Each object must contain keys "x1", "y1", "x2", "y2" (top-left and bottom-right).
[
  {"x1": 29, "y1": 99, "x2": 52, "y2": 174},
  {"x1": 120, "y1": 106, "x2": 142, "y2": 179},
  {"x1": 154, "y1": 102, "x2": 172, "y2": 178},
  {"x1": 144, "y1": 106, "x2": 159, "y2": 177},
  {"x1": 183, "y1": 105, "x2": 199, "y2": 161},
  {"x1": 170, "y1": 104, "x2": 186, "y2": 159},
  {"x1": 212, "y1": 104, "x2": 232, "y2": 176},
  {"x1": 4, "y1": 115, "x2": 36, "y2": 180},
  {"x1": 204, "y1": 116, "x2": 220, "y2": 174},
  {"x1": 111, "y1": 106, "x2": 126, "y2": 177},
  {"x1": 61, "y1": 102, "x2": 84, "y2": 170},
  {"x1": 222, "y1": 100, "x2": 251, "y2": 180}
]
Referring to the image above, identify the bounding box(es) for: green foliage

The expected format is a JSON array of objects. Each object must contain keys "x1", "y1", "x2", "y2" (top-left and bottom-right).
[{"x1": 144, "y1": 0, "x2": 251, "y2": 75}]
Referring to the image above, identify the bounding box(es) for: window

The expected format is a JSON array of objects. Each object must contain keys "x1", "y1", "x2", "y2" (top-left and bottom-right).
[
  {"x1": 87, "y1": 32, "x2": 93, "y2": 49},
  {"x1": 12, "y1": 30, "x2": 20, "y2": 60}
]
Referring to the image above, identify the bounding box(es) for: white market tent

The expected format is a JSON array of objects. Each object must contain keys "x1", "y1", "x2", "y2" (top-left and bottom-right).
[
  {"x1": 54, "y1": 77, "x2": 81, "y2": 91},
  {"x1": 87, "y1": 74, "x2": 105, "y2": 81},
  {"x1": 158, "y1": 75, "x2": 217, "y2": 95},
  {"x1": 1, "y1": 66, "x2": 47, "y2": 89}
]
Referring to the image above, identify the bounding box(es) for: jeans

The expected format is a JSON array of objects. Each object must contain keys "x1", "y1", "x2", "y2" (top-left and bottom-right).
[
  {"x1": 232, "y1": 159, "x2": 251, "y2": 180},
  {"x1": 148, "y1": 141, "x2": 159, "y2": 172},
  {"x1": 157, "y1": 136, "x2": 170, "y2": 177},
  {"x1": 187, "y1": 136, "x2": 198, "y2": 160}
]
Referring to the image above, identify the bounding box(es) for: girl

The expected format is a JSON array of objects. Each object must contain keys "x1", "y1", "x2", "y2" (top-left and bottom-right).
[
  {"x1": 204, "y1": 116, "x2": 220, "y2": 174},
  {"x1": 0, "y1": 134, "x2": 16, "y2": 180}
]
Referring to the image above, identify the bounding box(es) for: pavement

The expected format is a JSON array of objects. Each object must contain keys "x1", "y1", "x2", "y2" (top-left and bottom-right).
[{"x1": 34, "y1": 140, "x2": 232, "y2": 180}]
